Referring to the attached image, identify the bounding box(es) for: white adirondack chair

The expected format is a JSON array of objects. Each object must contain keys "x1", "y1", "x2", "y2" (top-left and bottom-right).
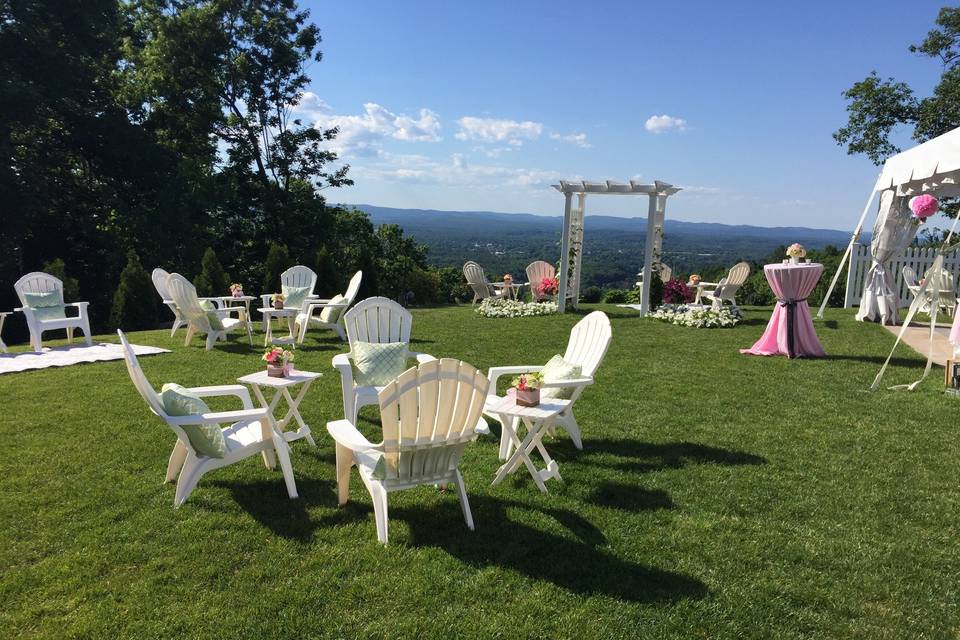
[
  {"x1": 260, "y1": 265, "x2": 318, "y2": 331},
  {"x1": 14, "y1": 272, "x2": 93, "y2": 352},
  {"x1": 333, "y1": 297, "x2": 436, "y2": 425},
  {"x1": 117, "y1": 330, "x2": 297, "y2": 507},
  {"x1": 463, "y1": 261, "x2": 504, "y2": 304},
  {"x1": 526, "y1": 260, "x2": 557, "y2": 301},
  {"x1": 697, "y1": 261, "x2": 750, "y2": 310},
  {"x1": 905, "y1": 265, "x2": 957, "y2": 316},
  {"x1": 485, "y1": 310, "x2": 612, "y2": 459},
  {"x1": 152, "y1": 267, "x2": 185, "y2": 336},
  {"x1": 295, "y1": 270, "x2": 362, "y2": 343},
  {"x1": 167, "y1": 273, "x2": 252, "y2": 350},
  {"x1": 327, "y1": 358, "x2": 488, "y2": 544},
  {"x1": 635, "y1": 263, "x2": 673, "y2": 288}
]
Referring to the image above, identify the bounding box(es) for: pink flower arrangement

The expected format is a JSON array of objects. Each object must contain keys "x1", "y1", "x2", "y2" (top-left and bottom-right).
[
  {"x1": 662, "y1": 278, "x2": 693, "y2": 304},
  {"x1": 910, "y1": 194, "x2": 939, "y2": 220},
  {"x1": 535, "y1": 277, "x2": 559, "y2": 298},
  {"x1": 262, "y1": 346, "x2": 294, "y2": 368}
]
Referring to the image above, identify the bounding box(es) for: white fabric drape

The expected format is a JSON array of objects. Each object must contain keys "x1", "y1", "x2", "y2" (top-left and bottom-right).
[{"x1": 855, "y1": 190, "x2": 919, "y2": 325}]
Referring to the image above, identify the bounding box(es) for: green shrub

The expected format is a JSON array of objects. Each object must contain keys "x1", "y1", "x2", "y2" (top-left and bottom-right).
[
  {"x1": 193, "y1": 247, "x2": 230, "y2": 297},
  {"x1": 41, "y1": 258, "x2": 81, "y2": 301},
  {"x1": 401, "y1": 267, "x2": 441, "y2": 305},
  {"x1": 110, "y1": 250, "x2": 157, "y2": 330},
  {"x1": 625, "y1": 287, "x2": 641, "y2": 304},
  {"x1": 603, "y1": 288, "x2": 629, "y2": 303},
  {"x1": 262, "y1": 243, "x2": 291, "y2": 295},
  {"x1": 314, "y1": 245, "x2": 341, "y2": 296},
  {"x1": 435, "y1": 266, "x2": 471, "y2": 303},
  {"x1": 580, "y1": 286, "x2": 603, "y2": 303}
]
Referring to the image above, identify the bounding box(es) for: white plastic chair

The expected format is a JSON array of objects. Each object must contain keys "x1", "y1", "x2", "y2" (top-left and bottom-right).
[
  {"x1": 635, "y1": 263, "x2": 672, "y2": 288},
  {"x1": 908, "y1": 266, "x2": 957, "y2": 316},
  {"x1": 327, "y1": 358, "x2": 488, "y2": 544},
  {"x1": 526, "y1": 260, "x2": 557, "y2": 301},
  {"x1": 167, "y1": 273, "x2": 252, "y2": 350},
  {"x1": 295, "y1": 270, "x2": 362, "y2": 343},
  {"x1": 697, "y1": 261, "x2": 750, "y2": 310},
  {"x1": 14, "y1": 272, "x2": 92, "y2": 352},
  {"x1": 485, "y1": 310, "x2": 612, "y2": 458},
  {"x1": 463, "y1": 261, "x2": 504, "y2": 304},
  {"x1": 260, "y1": 265, "x2": 318, "y2": 331},
  {"x1": 152, "y1": 267, "x2": 185, "y2": 336},
  {"x1": 117, "y1": 330, "x2": 297, "y2": 507},
  {"x1": 332, "y1": 297, "x2": 436, "y2": 425}
]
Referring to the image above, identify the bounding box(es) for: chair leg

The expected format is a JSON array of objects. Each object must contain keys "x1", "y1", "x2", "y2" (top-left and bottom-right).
[
  {"x1": 333, "y1": 324, "x2": 346, "y2": 341},
  {"x1": 205, "y1": 332, "x2": 217, "y2": 351},
  {"x1": 184, "y1": 325, "x2": 195, "y2": 346},
  {"x1": 174, "y1": 457, "x2": 204, "y2": 507},
  {"x1": 370, "y1": 483, "x2": 389, "y2": 544},
  {"x1": 334, "y1": 442, "x2": 354, "y2": 505},
  {"x1": 80, "y1": 319, "x2": 92, "y2": 346},
  {"x1": 453, "y1": 470, "x2": 474, "y2": 531},
  {"x1": 269, "y1": 427, "x2": 298, "y2": 499},
  {"x1": 165, "y1": 440, "x2": 188, "y2": 483},
  {"x1": 170, "y1": 317, "x2": 182, "y2": 337},
  {"x1": 558, "y1": 411, "x2": 583, "y2": 450},
  {"x1": 66, "y1": 327, "x2": 74, "y2": 343}
]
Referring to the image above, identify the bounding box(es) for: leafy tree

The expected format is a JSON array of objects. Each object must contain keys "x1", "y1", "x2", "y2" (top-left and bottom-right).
[
  {"x1": 835, "y1": 8, "x2": 960, "y2": 163},
  {"x1": 314, "y1": 245, "x2": 341, "y2": 296},
  {"x1": 262, "y1": 243, "x2": 292, "y2": 294},
  {"x1": 110, "y1": 251, "x2": 158, "y2": 330},
  {"x1": 434, "y1": 266, "x2": 471, "y2": 303},
  {"x1": 193, "y1": 247, "x2": 230, "y2": 297}
]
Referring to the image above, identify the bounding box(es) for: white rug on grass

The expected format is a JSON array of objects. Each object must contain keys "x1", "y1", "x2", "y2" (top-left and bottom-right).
[
  {"x1": 616, "y1": 304, "x2": 643, "y2": 311},
  {"x1": 0, "y1": 342, "x2": 169, "y2": 374}
]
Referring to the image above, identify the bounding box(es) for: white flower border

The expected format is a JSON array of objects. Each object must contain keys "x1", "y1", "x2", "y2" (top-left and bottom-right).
[
  {"x1": 476, "y1": 298, "x2": 558, "y2": 318},
  {"x1": 649, "y1": 304, "x2": 742, "y2": 328}
]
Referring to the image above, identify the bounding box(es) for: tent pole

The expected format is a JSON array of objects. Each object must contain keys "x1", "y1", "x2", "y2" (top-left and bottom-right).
[
  {"x1": 558, "y1": 191, "x2": 573, "y2": 313},
  {"x1": 816, "y1": 185, "x2": 878, "y2": 319}
]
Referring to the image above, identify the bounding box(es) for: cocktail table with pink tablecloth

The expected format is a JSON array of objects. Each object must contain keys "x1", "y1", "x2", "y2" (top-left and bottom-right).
[{"x1": 740, "y1": 262, "x2": 826, "y2": 359}]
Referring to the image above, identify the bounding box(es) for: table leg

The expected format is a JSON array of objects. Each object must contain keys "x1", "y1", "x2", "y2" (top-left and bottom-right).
[
  {"x1": 286, "y1": 314, "x2": 296, "y2": 349},
  {"x1": 251, "y1": 383, "x2": 281, "y2": 469},
  {"x1": 263, "y1": 312, "x2": 273, "y2": 346},
  {"x1": 493, "y1": 417, "x2": 550, "y2": 492},
  {"x1": 278, "y1": 383, "x2": 316, "y2": 446}
]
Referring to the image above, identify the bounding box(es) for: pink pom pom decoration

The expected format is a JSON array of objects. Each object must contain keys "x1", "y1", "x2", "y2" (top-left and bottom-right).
[{"x1": 909, "y1": 194, "x2": 939, "y2": 219}]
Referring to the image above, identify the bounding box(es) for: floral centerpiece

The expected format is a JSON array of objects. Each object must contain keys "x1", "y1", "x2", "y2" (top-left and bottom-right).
[
  {"x1": 476, "y1": 298, "x2": 558, "y2": 318},
  {"x1": 272, "y1": 292, "x2": 285, "y2": 309},
  {"x1": 503, "y1": 273, "x2": 513, "y2": 285},
  {"x1": 909, "y1": 194, "x2": 938, "y2": 223},
  {"x1": 230, "y1": 283, "x2": 244, "y2": 298},
  {"x1": 263, "y1": 346, "x2": 294, "y2": 377},
  {"x1": 511, "y1": 371, "x2": 544, "y2": 407},
  {"x1": 662, "y1": 278, "x2": 693, "y2": 304},
  {"x1": 534, "y1": 276, "x2": 559, "y2": 301},
  {"x1": 688, "y1": 274, "x2": 701, "y2": 286},
  {"x1": 786, "y1": 243, "x2": 806, "y2": 264},
  {"x1": 650, "y1": 304, "x2": 743, "y2": 328}
]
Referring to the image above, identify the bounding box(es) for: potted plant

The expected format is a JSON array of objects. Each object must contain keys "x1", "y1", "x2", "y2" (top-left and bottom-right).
[
  {"x1": 272, "y1": 292, "x2": 285, "y2": 309},
  {"x1": 786, "y1": 243, "x2": 806, "y2": 265},
  {"x1": 535, "y1": 277, "x2": 559, "y2": 301},
  {"x1": 263, "y1": 346, "x2": 294, "y2": 377},
  {"x1": 230, "y1": 282, "x2": 244, "y2": 298},
  {"x1": 510, "y1": 371, "x2": 543, "y2": 407}
]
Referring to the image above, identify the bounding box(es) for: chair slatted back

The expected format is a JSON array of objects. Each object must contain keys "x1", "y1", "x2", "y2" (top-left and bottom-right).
[
  {"x1": 14, "y1": 272, "x2": 63, "y2": 307},
  {"x1": 152, "y1": 268, "x2": 172, "y2": 300},
  {"x1": 345, "y1": 297, "x2": 412, "y2": 346},
  {"x1": 562, "y1": 310, "x2": 612, "y2": 378},
  {"x1": 902, "y1": 265, "x2": 918, "y2": 288},
  {"x1": 525, "y1": 261, "x2": 556, "y2": 286},
  {"x1": 117, "y1": 330, "x2": 167, "y2": 418},
  {"x1": 280, "y1": 265, "x2": 318, "y2": 293},
  {"x1": 377, "y1": 359, "x2": 488, "y2": 482},
  {"x1": 659, "y1": 264, "x2": 673, "y2": 282},
  {"x1": 166, "y1": 273, "x2": 211, "y2": 328},
  {"x1": 726, "y1": 262, "x2": 750, "y2": 286},
  {"x1": 462, "y1": 261, "x2": 491, "y2": 300},
  {"x1": 343, "y1": 270, "x2": 363, "y2": 306}
]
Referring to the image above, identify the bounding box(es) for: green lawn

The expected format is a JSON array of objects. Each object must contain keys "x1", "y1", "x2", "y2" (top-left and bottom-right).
[{"x1": 2, "y1": 305, "x2": 958, "y2": 639}]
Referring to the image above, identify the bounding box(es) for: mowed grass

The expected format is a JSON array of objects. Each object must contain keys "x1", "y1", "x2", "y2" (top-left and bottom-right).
[{"x1": 1, "y1": 305, "x2": 958, "y2": 639}]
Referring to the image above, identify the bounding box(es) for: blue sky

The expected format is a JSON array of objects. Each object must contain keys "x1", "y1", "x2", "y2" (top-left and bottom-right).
[{"x1": 298, "y1": 0, "x2": 946, "y2": 229}]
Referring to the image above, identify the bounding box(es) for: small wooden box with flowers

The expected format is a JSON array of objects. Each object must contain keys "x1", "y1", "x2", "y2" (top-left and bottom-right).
[
  {"x1": 263, "y1": 346, "x2": 294, "y2": 377},
  {"x1": 511, "y1": 371, "x2": 544, "y2": 407}
]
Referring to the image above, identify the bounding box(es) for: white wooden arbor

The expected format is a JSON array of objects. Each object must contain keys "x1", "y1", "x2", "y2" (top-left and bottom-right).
[{"x1": 553, "y1": 180, "x2": 681, "y2": 314}]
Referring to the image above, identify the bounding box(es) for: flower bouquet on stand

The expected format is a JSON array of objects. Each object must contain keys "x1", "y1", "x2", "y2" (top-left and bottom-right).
[
  {"x1": 263, "y1": 346, "x2": 294, "y2": 377},
  {"x1": 786, "y1": 243, "x2": 806, "y2": 265},
  {"x1": 510, "y1": 371, "x2": 543, "y2": 407},
  {"x1": 534, "y1": 277, "x2": 559, "y2": 302},
  {"x1": 271, "y1": 293, "x2": 285, "y2": 309},
  {"x1": 230, "y1": 283, "x2": 244, "y2": 298}
]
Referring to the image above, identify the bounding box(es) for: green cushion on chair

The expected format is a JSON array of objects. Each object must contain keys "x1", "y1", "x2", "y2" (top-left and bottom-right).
[
  {"x1": 539, "y1": 354, "x2": 583, "y2": 400},
  {"x1": 23, "y1": 291, "x2": 66, "y2": 321},
  {"x1": 160, "y1": 383, "x2": 227, "y2": 458},
  {"x1": 319, "y1": 294, "x2": 346, "y2": 324},
  {"x1": 282, "y1": 285, "x2": 311, "y2": 310},
  {"x1": 350, "y1": 341, "x2": 410, "y2": 387},
  {"x1": 199, "y1": 300, "x2": 224, "y2": 331}
]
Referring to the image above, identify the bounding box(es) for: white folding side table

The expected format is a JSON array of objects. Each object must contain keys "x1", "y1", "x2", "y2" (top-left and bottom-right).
[
  {"x1": 258, "y1": 306, "x2": 298, "y2": 348},
  {"x1": 237, "y1": 369, "x2": 322, "y2": 446},
  {"x1": 213, "y1": 295, "x2": 256, "y2": 333},
  {"x1": 0, "y1": 311, "x2": 9, "y2": 353},
  {"x1": 483, "y1": 394, "x2": 571, "y2": 492}
]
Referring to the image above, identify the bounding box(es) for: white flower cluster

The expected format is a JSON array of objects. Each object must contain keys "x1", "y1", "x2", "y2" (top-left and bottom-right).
[
  {"x1": 649, "y1": 304, "x2": 743, "y2": 328},
  {"x1": 476, "y1": 298, "x2": 559, "y2": 318}
]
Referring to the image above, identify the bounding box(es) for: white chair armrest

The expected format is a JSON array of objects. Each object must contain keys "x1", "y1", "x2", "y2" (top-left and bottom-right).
[
  {"x1": 302, "y1": 300, "x2": 348, "y2": 319},
  {"x1": 332, "y1": 352, "x2": 355, "y2": 386},
  {"x1": 697, "y1": 281, "x2": 720, "y2": 288},
  {"x1": 168, "y1": 408, "x2": 268, "y2": 426},
  {"x1": 487, "y1": 365, "x2": 545, "y2": 388},
  {"x1": 327, "y1": 418, "x2": 381, "y2": 452},
  {"x1": 410, "y1": 351, "x2": 436, "y2": 364},
  {"x1": 186, "y1": 384, "x2": 254, "y2": 409},
  {"x1": 540, "y1": 376, "x2": 594, "y2": 389},
  {"x1": 66, "y1": 301, "x2": 90, "y2": 309}
]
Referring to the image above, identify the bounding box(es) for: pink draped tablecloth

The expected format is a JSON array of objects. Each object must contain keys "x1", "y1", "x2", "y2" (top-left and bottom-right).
[{"x1": 740, "y1": 262, "x2": 826, "y2": 358}]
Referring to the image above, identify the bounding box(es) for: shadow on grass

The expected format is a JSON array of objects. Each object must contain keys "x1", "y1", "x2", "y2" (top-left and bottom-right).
[
  {"x1": 820, "y1": 354, "x2": 923, "y2": 367},
  {"x1": 569, "y1": 439, "x2": 766, "y2": 473},
  {"x1": 584, "y1": 481, "x2": 675, "y2": 511},
  {"x1": 397, "y1": 496, "x2": 708, "y2": 603}
]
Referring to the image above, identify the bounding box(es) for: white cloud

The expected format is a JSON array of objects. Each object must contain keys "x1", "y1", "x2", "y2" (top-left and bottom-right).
[
  {"x1": 356, "y1": 152, "x2": 555, "y2": 191},
  {"x1": 297, "y1": 101, "x2": 441, "y2": 156},
  {"x1": 550, "y1": 132, "x2": 591, "y2": 148},
  {"x1": 644, "y1": 114, "x2": 687, "y2": 134},
  {"x1": 455, "y1": 116, "x2": 543, "y2": 145}
]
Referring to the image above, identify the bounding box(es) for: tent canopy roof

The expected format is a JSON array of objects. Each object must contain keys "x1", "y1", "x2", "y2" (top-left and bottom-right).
[{"x1": 875, "y1": 126, "x2": 960, "y2": 196}]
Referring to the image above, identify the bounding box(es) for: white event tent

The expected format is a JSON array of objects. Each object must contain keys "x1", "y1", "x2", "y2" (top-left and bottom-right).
[{"x1": 552, "y1": 180, "x2": 681, "y2": 315}]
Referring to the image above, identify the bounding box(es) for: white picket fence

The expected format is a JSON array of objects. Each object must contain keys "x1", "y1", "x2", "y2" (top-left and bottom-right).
[{"x1": 844, "y1": 244, "x2": 960, "y2": 308}]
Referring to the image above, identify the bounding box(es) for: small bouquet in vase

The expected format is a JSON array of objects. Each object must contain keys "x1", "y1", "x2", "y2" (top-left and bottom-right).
[
  {"x1": 272, "y1": 293, "x2": 285, "y2": 309},
  {"x1": 510, "y1": 371, "x2": 544, "y2": 407},
  {"x1": 263, "y1": 346, "x2": 294, "y2": 377},
  {"x1": 786, "y1": 243, "x2": 806, "y2": 264},
  {"x1": 230, "y1": 283, "x2": 244, "y2": 298}
]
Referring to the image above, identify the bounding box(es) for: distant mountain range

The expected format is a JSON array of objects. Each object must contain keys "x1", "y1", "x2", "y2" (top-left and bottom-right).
[{"x1": 340, "y1": 203, "x2": 857, "y2": 289}]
